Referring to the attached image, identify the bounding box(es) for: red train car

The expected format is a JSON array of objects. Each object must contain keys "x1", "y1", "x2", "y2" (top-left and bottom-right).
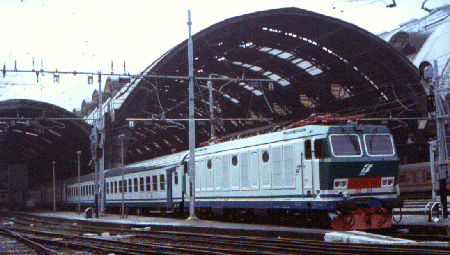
[{"x1": 398, "y1": 162, "x2": 450, "y2": 198}]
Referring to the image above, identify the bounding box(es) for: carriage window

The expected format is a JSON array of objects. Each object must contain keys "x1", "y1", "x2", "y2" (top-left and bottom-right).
[
  {"x1": 106, "y1": 183, "x2": 109, "y2": 194},
  {"x1": 426, "y1": 171, "x2": 432, "y2": 181},
  {"x1": 207, "y1": 159, "x2": 212, "y2": 169},
  {"x1": 232, "y1": 155, "x2": 238, "y2": 166},
  {"x1": 305, "y1": 140, "x2": 312, "y2": 159},
  {"x1": 128, "y1": 179, "x2": 133, "y2": 192},
  {"x1": 134, "y1": 178, "x2": 138, "y2": 192},
  {"x1": 119, "y1": 180, "x2": 123, "y2": 193},
  {"x1": 146, "y1": 176, "x2": 151, "y2": 191},
  {"x1": 262, "y1": 151, "x2": 270, "y2": 163},
  {"x1": 364, "y1": 134, "x2": 394, "y2": 156},
  {"x1": 330, "y1": 134, "x2": 362, "y2": 156},
  {"x1": 174, "y1": 171, "x2": 179, "y2": 185},
  {"x1": 152, "y1": 176, "x2": 158, "y2": 191},
  {"x1": 114, "y1": 181, "x2": 118, "y2": 193},
  {"x1": 417, "y1": 171, "x2": 424, "y2": 183},
  {"x1": 139, "y1": 177, "x2": 144, "y2": 192},
  {"x1": 314, "y1": 139, "x2": 325, "y2": 159},
  {"x1": 407, "y1": 173, "x2": 413, "y2": 183},
  {"x1": 160, "y1": 174, "x2": 166, "y2": 191}
]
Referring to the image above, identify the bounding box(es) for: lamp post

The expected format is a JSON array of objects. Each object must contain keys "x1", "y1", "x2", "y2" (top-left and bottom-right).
[
  {"x1": 52, "y1": 161, "x2": 56, "y2": 212},
  {"x1": 77, "y1": 151, "x2": 81, "y2": 214},
  {"x1": 119, "y1": 134, "x2": 125, "y2": 218}
]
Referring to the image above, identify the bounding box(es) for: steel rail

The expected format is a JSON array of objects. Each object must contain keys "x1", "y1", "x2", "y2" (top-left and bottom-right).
[{"x1": 0, "y1": 226, "x2": 62, "y2": 255}]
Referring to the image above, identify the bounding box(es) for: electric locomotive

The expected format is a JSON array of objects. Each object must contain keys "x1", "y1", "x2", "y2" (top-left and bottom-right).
[{"x1": 193, "y1": 116, "x2": 402, "y2": 230}]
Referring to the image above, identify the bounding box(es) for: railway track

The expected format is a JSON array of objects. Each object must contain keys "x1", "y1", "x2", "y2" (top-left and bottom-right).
[
  {"x1": 2, "y1": 212, "x2": 450, "y2": 255},
  {"x1": 0, "y1": 233, "x2": 40, "y2": 255}
]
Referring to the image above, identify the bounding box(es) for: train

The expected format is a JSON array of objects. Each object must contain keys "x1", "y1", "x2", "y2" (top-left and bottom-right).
[
  {"x1": 28, "y1": 116, "x2": 403, "y2": 231},
  {"x1": 398, "y1": 162, "x2": 450, "y2": 199}
]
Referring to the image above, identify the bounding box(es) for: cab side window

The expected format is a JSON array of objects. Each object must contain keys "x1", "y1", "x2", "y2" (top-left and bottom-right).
[
  {"x1": 305, "y1": 140, "x2": 312, "y2": 160},
  {"x1": 314, "y1": 139, "x2": 325, "y2": 159}
]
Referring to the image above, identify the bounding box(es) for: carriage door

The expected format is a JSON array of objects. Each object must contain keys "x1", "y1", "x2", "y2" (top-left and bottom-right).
[
  {"x1": 303, "y1": 139, "x2": 314, "y2": 195},
  {"x1": 312, "y1": 138, "x2": 325, "y2": 195},
  {"x1": 166, "y1": 167, "x2": 176, "y2": 209}
]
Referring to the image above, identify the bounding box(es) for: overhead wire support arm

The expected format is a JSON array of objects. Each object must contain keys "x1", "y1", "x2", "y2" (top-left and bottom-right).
[
  {"x1": 0, "y1": 68, "x2": 272, "y2": 82},
  {"x1": 126, "y1": 117, "x2": 273, "y2": 122},
  {"x1": 0, "y1": 117, "x2": 101, "y2": 122}
]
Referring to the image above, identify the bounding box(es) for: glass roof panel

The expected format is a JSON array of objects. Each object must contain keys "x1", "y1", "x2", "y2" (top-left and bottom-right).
[
  {"x1": 297, "y1": 61, "x2": 313, "y2": 69},
  {"x1": 250, "y1": 66, "x2": 262, "y2": 72},
  {"x1": 258, "y1": 47, "x2": 272, "y2": 52},
  {"x1": 306, "y1": 66, "x2": 323, "y2": 76},
  {"x1": 278, "y1": 79, "x2": 291, "y2": 86},
  {"x1": 291, "y1": 58, "x2": 303, "y2": 64},
  {"x1": 252, "y1": 90, "x2": 263, "y2": 96},
  {"x1": 268, "y1": 49, "x2": 283, "y2": 55},
  {"x1": 278, "y1": 52, "x2": 293, "y2": 59},
  {"x1": 268, "y1": 74, "x2": 281, "y2": 80}
]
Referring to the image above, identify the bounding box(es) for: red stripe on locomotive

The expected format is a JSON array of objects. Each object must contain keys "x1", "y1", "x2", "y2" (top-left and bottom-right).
[{"x1": 347, "y1": 177, "x2": 381, "y2": 190}]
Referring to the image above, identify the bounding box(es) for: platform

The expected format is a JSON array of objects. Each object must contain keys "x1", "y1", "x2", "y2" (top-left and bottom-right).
[
  {"x1": 19, "y1": 210, "x2": 328, "y2": 240},
  {"x1": 392, "y1": 214, "x2": 450, "y2": 236},
  {"x1": 7, "y1": 210, "x2": 449, "y2": 244}
]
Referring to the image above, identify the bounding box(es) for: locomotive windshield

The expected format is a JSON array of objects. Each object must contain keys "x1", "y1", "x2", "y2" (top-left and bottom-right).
[
  {"x1": 364, "y1": 134, "x2": 394, "y2": 156},
  {"x1": 330, "y1": 134, "x2": 362, "y2": 156}
]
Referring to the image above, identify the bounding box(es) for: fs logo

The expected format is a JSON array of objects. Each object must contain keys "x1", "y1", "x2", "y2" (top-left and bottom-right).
[{"x1": 359, "y1": 164, "x2": 373, "y2": 176}]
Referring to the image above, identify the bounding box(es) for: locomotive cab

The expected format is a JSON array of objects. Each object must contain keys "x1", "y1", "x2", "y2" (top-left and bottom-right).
[{"x1": 319, "y1": 124, "x2": 402, "y2": 230}]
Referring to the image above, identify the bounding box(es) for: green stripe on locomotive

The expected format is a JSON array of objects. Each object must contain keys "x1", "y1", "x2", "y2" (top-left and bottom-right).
[
  {"x1": 319, "y1": 125, "x2": 400, "y2": 190},
  {"x1": 319, "y1": 159, "x2": 400, "y2": 190}
]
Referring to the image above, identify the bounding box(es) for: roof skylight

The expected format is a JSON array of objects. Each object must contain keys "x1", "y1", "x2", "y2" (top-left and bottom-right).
[
  {"x1": 278, "y1": 52, "x2": 294, "y2": 59},
  {"x1": 268, "y1": 49, "x2": 283, "y2": 55}
]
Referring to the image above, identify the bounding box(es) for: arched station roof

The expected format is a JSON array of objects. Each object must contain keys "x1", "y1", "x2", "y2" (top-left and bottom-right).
[
  {"x1": 114, "y1": 7, "x2": 426, "y2": 163},
  {"x1": 0, "y1": 99, "x2": 92, "y2": 186}
]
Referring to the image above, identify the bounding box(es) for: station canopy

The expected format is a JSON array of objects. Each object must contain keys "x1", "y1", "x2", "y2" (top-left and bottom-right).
[
  {"x1": 115, "y1": 7, "x2": 426, "y2": 163},
  {"x1": 0, "y1": 99, "x2": 92, "y2": 186}
]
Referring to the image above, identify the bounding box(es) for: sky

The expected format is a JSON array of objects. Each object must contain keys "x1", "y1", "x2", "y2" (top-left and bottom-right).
[{"x1": 0, "y1": 0, "x2": 448, "y2": 111}]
